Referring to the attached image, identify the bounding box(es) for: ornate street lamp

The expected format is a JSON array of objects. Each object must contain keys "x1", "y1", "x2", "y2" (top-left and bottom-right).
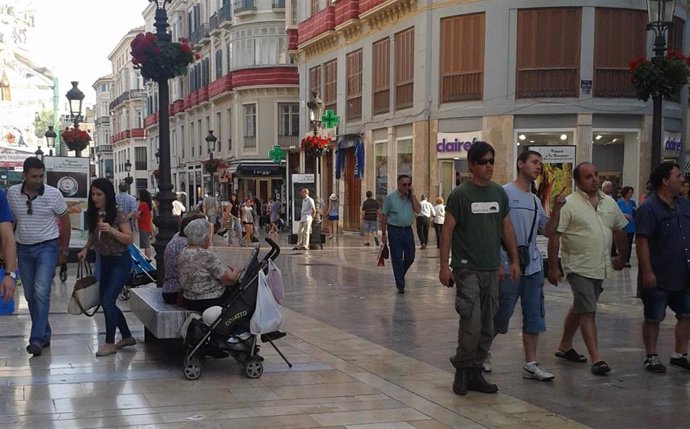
[
  {"x1": 124, "y1": 159, "x2": 133, "y2": 193},
  {"x1": 646, "y1": 0, "x2": 676, "y2": 168},
  {"x1": 65, "y1": 81, "x2": 84, "y2": 127},
  {"x1": 105, "y1": 168, "x2": 113, "y2": 181},
  {"x1": 206, "y1": 130, "x2": 218, "y2": 197},
  {"x1": 35, "y1": 146, "x2": 44, "y2": 162},
  {"x1": 44, "y1": 125, "x2": 56, "y2": 157},
  {"x1": 306, "y1": 90, "x2": 324, "y2": 136}
]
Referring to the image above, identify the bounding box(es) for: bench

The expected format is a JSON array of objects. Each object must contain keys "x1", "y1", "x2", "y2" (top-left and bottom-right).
[{"x1": 129, "y1": 286, "x2": 192, "y2": 341}]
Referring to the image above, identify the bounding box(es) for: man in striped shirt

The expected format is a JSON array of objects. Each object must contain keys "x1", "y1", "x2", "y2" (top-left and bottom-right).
[{"x1": 7, "y1": 157, "x2": 71, "y2": 356}]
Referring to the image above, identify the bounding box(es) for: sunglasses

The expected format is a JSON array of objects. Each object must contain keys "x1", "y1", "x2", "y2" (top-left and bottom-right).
[
  {"x1": 26, "y1": 199, "x2": 33, "y2": 215},
  {"x1": 475, "y1": 158, "x2": 495, "y2": 165},
  {"x1": 400, "y1": 183, "x2": 411, "y2": 187}
]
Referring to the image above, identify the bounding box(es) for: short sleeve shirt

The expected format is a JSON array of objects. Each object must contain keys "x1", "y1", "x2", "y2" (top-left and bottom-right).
[
  {"x1": 446, "y1": 181, "x2": 509, "y2": 270},
  {"x1": 361, "y1": 198, "x2": 379, "y2": 221},
  {"x1": 300, "y1": 196, "x2": 315, "y2": 220},
  {"x1": 178, "y1": 247, "x2": 227, "y2": 300},
  {"x1": 0, "y1": 190, "x2": 14, "y2": 223},
  {"x1": 635, "y1": 194, "x2": 690, "y2": 291},
  {"x1": 163, "y1": 233, "x2": 187, "y2": 294},
  {"x1": 8, "y1": 184, "x2": 67, "y2": 245},
  {"x1": 499, "y1": 183, "x2": 548, "y2": 276},
  {"x1": 557, "y1": 189, "x2": 628, "y2": 279},
  {"x1": 92, "y1": 209, "x2": 129, "y2": 256},
  {"x1": 138, "y1": 202, "x2": 152, "y2": 233},
  {"x1": 381, "y1": 191, "x2": 415, "y2": 227}
]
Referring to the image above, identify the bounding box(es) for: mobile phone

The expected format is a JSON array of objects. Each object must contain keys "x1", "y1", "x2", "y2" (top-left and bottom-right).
[{"x1": 408, "y1": 187, "x2": 414, "y2": 198}]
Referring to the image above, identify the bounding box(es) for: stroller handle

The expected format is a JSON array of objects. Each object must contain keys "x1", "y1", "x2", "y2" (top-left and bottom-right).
[{"x1": 263, "y1": 237, "x2": 280, "y2": 261}]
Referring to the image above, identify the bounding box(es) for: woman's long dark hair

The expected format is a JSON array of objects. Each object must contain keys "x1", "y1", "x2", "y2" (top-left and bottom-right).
[
  {"x1": 87, "y1": 178, "x2": 117, "y2": 233},
  {"x1": 139, "y1": 188, "x2": 153, "y2": 211}
]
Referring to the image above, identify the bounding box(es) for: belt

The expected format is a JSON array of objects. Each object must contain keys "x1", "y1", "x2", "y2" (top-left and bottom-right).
[
  {"x1": 387, "y1": 225, "x2": 411, "y2": 229},
  {"x1": 18, "y1": 238, "x2": 58, "y2": 247}
]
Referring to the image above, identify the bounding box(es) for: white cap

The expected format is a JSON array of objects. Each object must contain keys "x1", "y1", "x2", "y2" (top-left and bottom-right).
[{"x1": 329, "y1": 193, "x2": 337, "y2": 200}]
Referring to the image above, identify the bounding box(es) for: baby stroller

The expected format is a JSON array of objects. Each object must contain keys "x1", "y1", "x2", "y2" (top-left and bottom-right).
[
  {"x1": 119, "y1": 244, "x2": 157, "y2": 301},
  {"x1": 181, "y1": 238, "x2": 291, "y2": 380}
]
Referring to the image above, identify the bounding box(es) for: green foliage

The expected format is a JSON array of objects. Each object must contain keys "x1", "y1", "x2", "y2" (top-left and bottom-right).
[
  {"x1": 33, "y1": 110, "x2": 55, "y2": 139},
  {"x1": 630, "y1": 49, "x2": 690, "y2": 101}
]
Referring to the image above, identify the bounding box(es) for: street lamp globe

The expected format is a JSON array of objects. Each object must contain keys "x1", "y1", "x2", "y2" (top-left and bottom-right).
[
  {"x1": 44, "y1": 126, "x2": 56, "y2": 148},
  {"x1": 647, "y1": 0, "x2": 676, "y2": 23},
  {"x1": 125, "y1": 159, "x2": 132, "y2": 174},
  {"x1": 65, "y1": 81, "x2": 85, "y2": 125},
  {"x1": 35, "y1": 147, "x2": 44, "y2": 161},
  {"x1": 206, "y1": 130, "x2": 217, "y2": 153}
]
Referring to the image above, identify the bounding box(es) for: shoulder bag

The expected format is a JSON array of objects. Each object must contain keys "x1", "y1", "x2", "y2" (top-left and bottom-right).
[
  {"x1": 67, "y1": 261, "x2": 101, "y2": 317},
  {"x1": 517, "y1": 197, "x2": 538, "y2": 272}
]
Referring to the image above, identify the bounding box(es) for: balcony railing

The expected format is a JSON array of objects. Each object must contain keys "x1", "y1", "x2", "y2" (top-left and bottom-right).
[
  {"x1": 109, "y1": 89, "x2": 144, "y2": 111},
  {"x1": 95, "y1": 117, "x2": 110, "y2": 126},
  {"x1": 593, "y1": 68, "x2": 636, "y2": 98},
  {"x1": 441, "y1": 72, "x2": 483, "y2": 103},
  {"x1": 272, "y1": 0, "x2": 285, "y2": 8},
  {"x1": 277, "y1": 135, "x2": 298, "y2": 148},
  {"x1": 395, "y1": 82, "x2": 413, "y2": 110},
  {"x1": 347, "y1": 96, "x2": 362, "y2": 121},
  {"x1": 95, "y1": 144, "x2": 113, "y2": 155},
  {"x1": 516, "y1": 68, "x2": 578, "y2": 98},
  {"x1": 189, "y1": 23, "x2": 210, "y2": 45},
  {"x1": 234, "y1": 0, "x2": 256, "y2": 13},
  {"x1": 373, "y1": 89, "x2": 389, "y2": 115}
]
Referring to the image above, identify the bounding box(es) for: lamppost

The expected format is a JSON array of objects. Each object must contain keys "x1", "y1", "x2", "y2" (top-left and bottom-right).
[
  {"x1": 65, "y1": 81, "x2": 85, "y2": 157},
  {"x1": 44, "y1": 126, "x2": 56, "y2": 157},
  {"x1": 306, "y1": 91, "x2": 325, "y2": 246},
  {"x1": 147, "y1": 0, "x2": 179, "y2": 287},
  {"x1": 106, "y1": 168, "x2": 113, "y2": 181},
  {"x1": 35, "y1": 146, "x2": 44, "y2": 162},
  {"x1": 124, "y1": 159, "x2": 133, "y2": 193},
  {"x1": 646, "y1": 0, "x2": 676, "y2": 169},
  {"x1": 206, "y1": 130, "x2": 217, "y2": 196}
]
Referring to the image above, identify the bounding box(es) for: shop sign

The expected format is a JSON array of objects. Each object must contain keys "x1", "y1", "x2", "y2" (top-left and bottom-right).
[
  {"x1": 436, "y1": 132, "x2": 482, "y2": 158},
  {"x1": 664, "y1": 135, "x2": 682, "y2": 153}
]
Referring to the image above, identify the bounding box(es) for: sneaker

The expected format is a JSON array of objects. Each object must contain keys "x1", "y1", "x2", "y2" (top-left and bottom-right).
[
  {"x1": 26, "y1": 343, "x2": 42, "y2": 356},
  {"x1": 115, "y1": 337, "x2": 136, "y2": 350},
  {"x1": 644, "y1": 355, "x2": 666, "y2": 373},
  {"x1": 482, "y1": 352, "x2": 492, "y2": 373},
  {"x1": 523, "y1": 362, "x2": 555, "y2": 381},
  {"x1": 670, "y1": 355, "x2": 690, "y2": 372},
  {"x1": 374, "y1": 237, "x2": 380, "y2": 246}
]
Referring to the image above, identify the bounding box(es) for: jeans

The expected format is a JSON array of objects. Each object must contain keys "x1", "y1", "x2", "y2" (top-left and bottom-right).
[
  {"x1": 17, "y1": 240, "x2": 58, "y2": 346},
  {"x1": 297, "y1": 215, "x2": 313, "y2": 248},
  {"x1": 433, "y1": 222, "x2": 442, "y2": 248},
  {"x1": 494, "y1": 271, "x2": 546, "y2": 335},
  {"x1": 416, "y1": 216, "x2": 430, "y2": 246},
  {"x1": 387, "y1": 225, "x2": 415, "y2": 290},
  {"x1": 228, "y1": 217, "x2": 243, "y2": 246},
  {"x1": 99, "y1": 252, "x2": 132, "y2": 343}
]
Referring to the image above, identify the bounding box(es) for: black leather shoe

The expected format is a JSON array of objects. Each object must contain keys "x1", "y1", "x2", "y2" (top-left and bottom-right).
[
  {"x1": 26, "y1": 343, "x2": 42, "y2": 356},
  {"x1": 452, "y1": 368, "x2": 470, "y2": 395},
  {"x1": 468, "y1": 368, "x2": 498, "y2": 393},
  {"x1": 397, "y1": 288, "x2": 405, "y2": 295}
]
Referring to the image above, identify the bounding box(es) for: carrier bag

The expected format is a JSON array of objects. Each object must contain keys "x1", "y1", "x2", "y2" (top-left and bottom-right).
[
  {"x1": 67, "y1": 261, "x2": 101, "y2": 317},
  {"x1": 250, "y1": 269, "x2": 283, "y2": 334},
  {"x1": 266, "y1": 259, "x2": 284, "y2": 304}
]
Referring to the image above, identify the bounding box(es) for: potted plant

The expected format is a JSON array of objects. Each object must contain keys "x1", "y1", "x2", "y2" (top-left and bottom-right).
[
  {"x1": 630, "y1": 49, "x2": 690, "y2": 101},
  {"x1": 60, "y1": 126, "x2": 91, "y2": 153},
  {"x1": 130, "y1": 32, "x2": 199, "y2": 82},
  {"x1": 300, "y1": 135, "x2": 330, "y2": 157}
]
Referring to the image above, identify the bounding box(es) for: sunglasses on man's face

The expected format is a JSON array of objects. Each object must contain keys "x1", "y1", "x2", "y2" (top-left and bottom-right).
[
  {"x1": 26, "y1": 199, "x2": 33, "y2": 215},
  {"x1": 400, "y1": 183, "x2": 411, "y2": 187},
  {"x1": 475, "y1": 158, "x2": 495, "y2": 166}
]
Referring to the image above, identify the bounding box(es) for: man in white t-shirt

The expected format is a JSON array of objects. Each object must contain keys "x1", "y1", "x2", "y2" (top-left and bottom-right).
[
  {"x1": 294, "y1": 188, "x2": 315, "y2": 250},
  {"x1": 7, "y1": 157, "x2": 70, "y2": 356}
]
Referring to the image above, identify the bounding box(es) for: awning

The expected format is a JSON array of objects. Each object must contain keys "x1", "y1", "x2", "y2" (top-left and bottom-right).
[
  {"x1": 335, "y1": 134, "x2": 364, "y2": 180},
  {"x1": 227, "y1": 160, "x2": 284, "y2": 177}
]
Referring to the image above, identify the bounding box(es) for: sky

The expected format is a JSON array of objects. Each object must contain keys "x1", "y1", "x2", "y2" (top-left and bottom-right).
[{"x1": 25, "y1": 0, "x2": 147, "y2": 105}]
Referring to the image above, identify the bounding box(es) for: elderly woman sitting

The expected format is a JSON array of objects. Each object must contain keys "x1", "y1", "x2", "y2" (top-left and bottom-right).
[
  {"x1": 178, "y1": 218, "x2": 241, "y2": 312},
  {"x1": 162, "y1": 212, "x2": 207, "y2": 305}
]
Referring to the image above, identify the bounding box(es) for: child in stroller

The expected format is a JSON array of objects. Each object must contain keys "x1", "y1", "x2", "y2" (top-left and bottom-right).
[{"x1": 181, "y1": 237, "x2": 290, "y2": 380}]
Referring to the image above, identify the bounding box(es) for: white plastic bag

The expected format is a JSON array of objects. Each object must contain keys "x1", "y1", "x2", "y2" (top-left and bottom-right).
[
  {"x1": 266, "y1": 259, "x2": 284, "y2": 304},
  {"x1": 250, "y1": 270, "x2": 284, "y2": 334}
]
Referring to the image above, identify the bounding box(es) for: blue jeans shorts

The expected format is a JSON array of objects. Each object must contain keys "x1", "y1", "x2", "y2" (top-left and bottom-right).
[
  {"x1": 361, "y1": 220, "x2": 378, "y2": 234},
  {"x1": 640, "y1": 287, "x2": 690, "y2": 323},
  {"x1": 494, "y1": 271, "x2": 546, "y2": 335}
]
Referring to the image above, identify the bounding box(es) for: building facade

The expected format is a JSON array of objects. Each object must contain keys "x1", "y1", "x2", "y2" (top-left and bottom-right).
[
  {"x1": 295, "y1": 0, "x2": 690, "y2": 231},
  {"x1": 92, "y1": 75, "x2": 114, "y2": 180}
]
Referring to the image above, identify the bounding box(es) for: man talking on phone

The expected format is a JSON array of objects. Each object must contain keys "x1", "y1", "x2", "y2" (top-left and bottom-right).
[{"x1": 381, "y1": 174, "x2": 420, "y2": 294}]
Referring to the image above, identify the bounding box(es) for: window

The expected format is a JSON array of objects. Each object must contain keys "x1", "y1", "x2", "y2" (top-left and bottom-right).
[
  {"x1": 278, "y1": 103, "x2": 299, "y2": 147},
  {"x1": 375, "y1": 141, "x2": 388, "y2": 202},
  {"x1": 346, "y1": 50, "x2": 363, "y2": 121},
  {"x1": 323, "y1": 59, "x2": 337, "y2": 114},
  {"x1": 372, "y1": 38, "x2": 390, "y2": 115},
  {"x1": 135, "y1": 147, "x2": 147, "y2": 171},
  {"x1": 244, "y1": 104, "x2": 256, "y2": 148},
  {"x1": 440, "y1": 13, "x2": 484, "y2": 102},
  {"x1": 214, "y1": 49, "x2": 223, "y2": 80},
  {"x1": 394, "y1": 28, "x2": 414, "y2": 110},
  {"x1": 594, "y1": 8, "x2": 646, "y2": 98},
  {"x1": 310, "y1": 0, "x2": 321, "y2": 16},
  {"x1": 309, "y1": 65, "x2": 321, "y2": 97},
  {"x1": 215, "y1": 112, "x2": 222, "y2": 147},
  {"x1": 226, "y1": 108, "x2": 232, "y2": 150},
  {"x1": 397, "y1": 138, "x2": 412, "y2": 177},
  {"x1": 516, "y1": 8, "x2": 580, "y2": 98}
]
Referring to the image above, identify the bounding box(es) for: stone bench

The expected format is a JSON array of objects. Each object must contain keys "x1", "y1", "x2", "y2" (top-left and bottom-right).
[{"x1": 129, "y1": 286, "x2": 192, "y2": 341}]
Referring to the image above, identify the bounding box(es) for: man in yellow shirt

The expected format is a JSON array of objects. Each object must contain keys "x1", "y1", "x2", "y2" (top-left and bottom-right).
[{"x1": 547, "y1": 162, "x2": 628, "y2": 376}]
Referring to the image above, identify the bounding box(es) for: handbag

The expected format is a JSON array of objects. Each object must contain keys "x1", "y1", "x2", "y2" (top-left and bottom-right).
[
  {"x1": 67, "y1": 261, "x2": 101, "y2": 317},
  {"x1": 517, "y1": 197, "x2": 538, "y2": 272}
]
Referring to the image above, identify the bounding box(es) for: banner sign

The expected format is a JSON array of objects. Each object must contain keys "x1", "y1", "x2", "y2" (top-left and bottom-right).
[{"x1": 44, "y1": 156, "x2": 90, "y2": 249}]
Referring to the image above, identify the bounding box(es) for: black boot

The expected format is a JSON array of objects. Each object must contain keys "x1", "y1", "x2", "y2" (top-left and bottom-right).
[
  {"x1": 452, "y1": 367, "x2": 471, "y2": 396},
  {"x1": 467, "y1": 367, "x2": 498, "y2": 394}
]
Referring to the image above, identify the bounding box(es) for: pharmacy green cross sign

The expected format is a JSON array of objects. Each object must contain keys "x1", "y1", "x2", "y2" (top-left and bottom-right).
[
  {"x1": 321, "y1": 110, "x2": 340, "y2": 128},
  {"x1": 269, "y1": 145, "x2": 285, "y2": 163}
]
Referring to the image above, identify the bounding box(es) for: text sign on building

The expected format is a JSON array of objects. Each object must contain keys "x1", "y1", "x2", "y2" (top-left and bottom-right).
[
  {"x1": 436, "y1": 132, "x2": 482, "y2": 159},
  {"x1": 663, "y1": 133, "x2": 682, "y2": 156}
]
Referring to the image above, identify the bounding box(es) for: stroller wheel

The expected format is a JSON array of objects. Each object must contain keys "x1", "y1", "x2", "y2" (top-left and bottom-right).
[
  {"x1": 59, "y1": 264, "x2": 68, "y2": 282},
  {"x1": 183, "y1": 356, "x2": 203, "y2": 380},
  {"x1": 244, "y1": 359, "x2": 263, "y2": 379},
  {"x1": 119, "y1": 288, "x2": 131, "y2": 301}
]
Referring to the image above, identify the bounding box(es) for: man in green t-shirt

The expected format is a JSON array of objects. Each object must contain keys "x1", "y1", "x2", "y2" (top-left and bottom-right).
[{"x1": 439, "y1": 141, "x2": 520, "y2": 396}]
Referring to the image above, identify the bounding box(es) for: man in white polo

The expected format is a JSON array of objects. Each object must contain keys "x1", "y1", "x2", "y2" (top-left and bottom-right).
[
  {"x1": 7, "y1": 157, "x2": 71, "y2": 356},
  {"x1": 294, "y1": 188, "x2": 315, "y2": 250}
]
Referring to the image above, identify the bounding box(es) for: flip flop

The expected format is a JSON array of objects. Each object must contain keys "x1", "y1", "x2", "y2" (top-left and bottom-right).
[
  {"x1": 591, "y1": 360, "x2": 611, "y2": 376},
  {"x1": 555, "y1": 348, "x2": 587, "y2": 363}
]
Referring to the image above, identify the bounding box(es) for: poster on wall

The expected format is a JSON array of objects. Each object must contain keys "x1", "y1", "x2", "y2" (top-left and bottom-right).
[
  {"x1": 528, "y1": 145, "x2": 575, "y2": 259},
  {"x1": 43, "y1": 156, "x2": 90, "y2": 249}
]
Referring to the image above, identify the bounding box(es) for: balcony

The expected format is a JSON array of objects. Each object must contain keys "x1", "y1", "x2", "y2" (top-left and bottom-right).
[
  {"x1": 198, "y1": 86, "x2": 209, "y2": 103},
  {"x1": 234, "y1": 0, "x2": 256, "y2": 14},
  {"x1": 95, "y1": 117, "x2": 110, "y2": 126},
  {"x1": 594, "y1": 68, "x2": 636, "y2": 98},
  {"x1": 277, "y1": 135, "x2": 298, "y2": 148},
  {"x1": 131, "y1": 128, "x2": 146, "y2": 138},
  {"x1": 218, "y1": 1, "x2": 232, "y2": 26},
  {"x1": 359, "y1": 0, "x2": 386, "y2": 14},
  {"x1": 440, "y1": 72, "x2": 483, "y2": 103},
  {"x1": 298, "y1": 6, "x2": 335, "y2": 45},
  {"x1": 144, "y1": 113, "x2": 159, "y2": 128},
  {"x1": 108, "y1": 89, "x2": 144, "y2": 111},
  {"x1": 209, "y1": 75, "x2": 233, "y2": 99},
  {"x1": 189, "y1": 23, "x2": 210, "y2": 45},
  {"x1": 95, "y1": 144, "x2": 113, "y2": 155},
  {"x1": 335, "y1": 0, "x2": 359, "y2": 27},
  {"x1": 516, "y1": 68, "x2": 578, "y2": 99},
  {"x1": 272, "y1": 0, "x2": 285, "y2": 8}
]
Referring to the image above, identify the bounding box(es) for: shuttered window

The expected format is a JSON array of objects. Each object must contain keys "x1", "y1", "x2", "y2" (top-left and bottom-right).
[
  {"x1": 440, "y1": 13, "x2": 484, "y2": 103},
  {"x1": 593, "y1": 8, "x2": 647, "y2": 98},
  {"x1": 394, "y1": 28, "x2": 414, "y2": 110},
  {"x1": 516, "y1": 8, "x2": 580, "y2": 98},
  {"x1": 309, "y1": 65, "x2": 321, "y2": 97},
  {"x1": 372, "y1": 38, "x2": 390, "y2": 115},
  {"x1": 346, "y1": 50, "x2": 362, "y2": 121},
  {"x1": 324, "y1": 59, "x2": 337, "y2": 114}
]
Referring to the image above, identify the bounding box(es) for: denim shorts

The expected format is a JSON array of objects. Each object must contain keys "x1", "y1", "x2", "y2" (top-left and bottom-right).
[
  {"x1": 640, "y1": 287, "x2": 690, "y2": 323},
  {"x1": 362, "y1": 220, "x2": 378, "y2": 234},
  {"x1": 567, "y1": 273, "x2": 603, "y2": 314},
  {"x1": 494, "y1": 271, "x2": 546, "y2": 335}
]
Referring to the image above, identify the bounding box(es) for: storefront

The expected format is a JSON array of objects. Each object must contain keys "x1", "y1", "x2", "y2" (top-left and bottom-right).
[
  {"x1": 591, "y1": 130, "x2": 640, "y2": 198},
  {"x1": 228, "y1": 160, "x2": 285, "y2": 209},
  {"x1": 436, "y1": 131, "x2": 481, "y2": 201}
]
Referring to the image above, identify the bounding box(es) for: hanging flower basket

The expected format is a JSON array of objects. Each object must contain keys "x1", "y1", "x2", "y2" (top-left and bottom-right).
[
  {"x1": 130, "y1": 32, "x2": 198, "y2": 82},
  {"x1": 630, "y1": 49, "x2": 690, "y2": 101},
  {"x1": 152, "y1": 169, "x2": 160, "y2": 178},
  {"x1": 60, "y1": 126, "x2": 91, "y2": 153},
  {"x1": 301, "y1": 135, "x2": 330, "y2": 157},
  {"x1": 203, "y1": 158, "x2": 222, "y2": 174}
]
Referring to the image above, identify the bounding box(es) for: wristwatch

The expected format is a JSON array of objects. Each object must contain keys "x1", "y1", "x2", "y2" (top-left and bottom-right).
[{"x1": 4, "y1": 271, "x2": 17, "y2": 281}]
